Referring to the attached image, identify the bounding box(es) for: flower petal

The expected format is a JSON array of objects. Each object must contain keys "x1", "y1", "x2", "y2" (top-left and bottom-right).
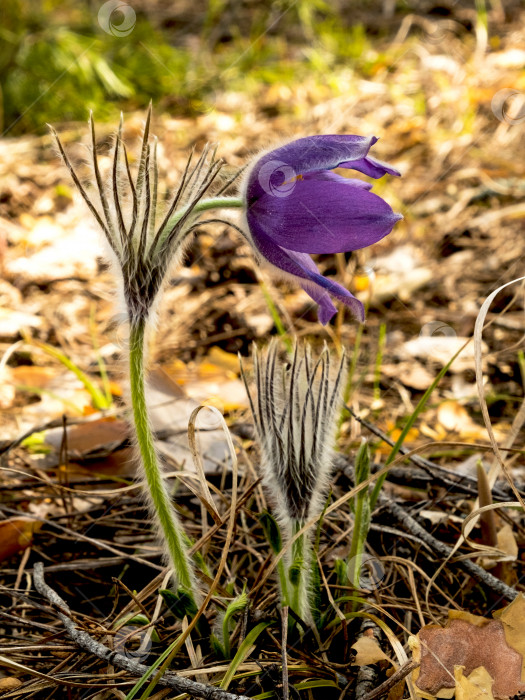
[
  {"x1": 247, "y1": 178, "x2": 402, "y2": 254},
  {"x1": 246, "y1": 135, "x2": 378, "y2": 203},
  {"x1": 303, "y1": 171, "x2": 373, "y2": 189},
  {"x1": 286, "y1": 251, "x2": 339, "y2": 324},
  {"x1": 247, "y1": 219, "x2": 364, "y2": 324},
  {"x1": 339, "y1": 154, "x2": 401, "y2": 179}
]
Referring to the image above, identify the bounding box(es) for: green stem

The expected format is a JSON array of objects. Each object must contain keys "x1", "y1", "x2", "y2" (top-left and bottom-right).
[
  {"x1": 193, "y1": 196, "x2": 243, "y2": 213},
  {"x1": 128, "y1": 320, "x2": 197, "y2": 601},
  {"x1": 165, "y1": 196, "x2": 243, "y2": 232},
  {"x1": 289, "y1": 521, "x2": 311, "y2": 625},
  {"x1": 277, "y1": 559, "x2": 289, "y2": 608}
]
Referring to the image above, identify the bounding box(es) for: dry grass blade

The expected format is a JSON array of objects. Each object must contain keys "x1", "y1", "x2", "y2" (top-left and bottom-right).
[
  {"x1": 187, "y1": 405, "x2": 223, "y2": 524},
  {"x1": 474, "y1": 275, "x2": 525, "y2": 509}
]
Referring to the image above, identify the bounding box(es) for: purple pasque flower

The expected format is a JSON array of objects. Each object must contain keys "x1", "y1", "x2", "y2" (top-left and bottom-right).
[{"x1": 241, "y1": 135, "x2": 402, "y2": 325}]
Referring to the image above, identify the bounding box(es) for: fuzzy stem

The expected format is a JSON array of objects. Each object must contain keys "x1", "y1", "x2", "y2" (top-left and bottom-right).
[
  {"x1": 194, "y1": 196, "x2": 243, "y2": 212},
  {"x1": 164, "y1": 196, "x2": 243, "y2": 233},
  {"x1": 277, "y1": 558, "x2": 289, "y2": 608},
  {"x1": 128, "y1": 320, "x2": 198, "y2": 601},
  {"x1": 289, "y1": 521, "x2": 311, "y2": 625},
  {"x1": 347, "y1": 446, "x2": 371, "y2": 611}
]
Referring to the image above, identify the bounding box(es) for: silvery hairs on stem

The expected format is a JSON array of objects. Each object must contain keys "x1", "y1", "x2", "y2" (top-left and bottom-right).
[
  {"x1": 49, "y1": 105, "x2": 232, "y2": 324},
  {"x1": 241, "y1": 342, "x2": 346, "y2": 528}
]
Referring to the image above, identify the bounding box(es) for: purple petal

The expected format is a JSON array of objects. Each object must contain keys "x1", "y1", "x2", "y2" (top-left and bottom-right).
[
  {"x1": 247, "y1": 177, "x2": 402, "y2": 255},
  {"x1": 286, "y1": 251, "x2": 338, "y2": 324},
  {"x1": 246, "y1": 135, "x2": 378, "y2": 203},
  {"x1": 261, "y1": 135, "x2": 377, "y2": 176},
  {"x1": 248, "y1": 220, "x2": 365, "y2": 324},
  {"x1": 303, "y1": 171, "x2": 373, "y2": 189},
  {"x1": 340, "y1": 155, "x2": 401, "y2": 179}
]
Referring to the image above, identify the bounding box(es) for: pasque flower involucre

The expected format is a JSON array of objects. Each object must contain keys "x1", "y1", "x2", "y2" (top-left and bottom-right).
[{"x1": 241, "y1": 342, "x2": 346, "y2": 624}]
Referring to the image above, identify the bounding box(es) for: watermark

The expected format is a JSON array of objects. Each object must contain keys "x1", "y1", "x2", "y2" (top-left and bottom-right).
[
  {"x1": 420, "y1": 321, "x2": 456, "y2": 339},
  {"x1": 257, "y1": 160, "x2": 298, "y2": 198},
  {"x1": 491, "y1": 89, "x2": 525, "y2": 126},
  {"x1": 114, "y1": 623, "x2": 152, "y2": 662},
  {"x1": 419, "y1": 321, "x2": 457, "y2": 356},
  {"x1": 98, "y1": 0, "x2": 136, "y2": 38},
  {"x1": 420, "y1": 18, "x2": 464, "y2": 63},
  {"x1": 112, "y1": 311, "x2": 130, "y2": 350},
  {"x1": 347, "y1": 553, "x2": 386, "y2": 591}
]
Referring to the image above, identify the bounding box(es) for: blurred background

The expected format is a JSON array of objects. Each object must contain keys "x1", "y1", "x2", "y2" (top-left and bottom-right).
[
  {"x1": 1, "y1": 0, "x2": 524, "y2": 134},
  {"x1": 0, "y1": 0, "x2": 524, "y2": 442}
]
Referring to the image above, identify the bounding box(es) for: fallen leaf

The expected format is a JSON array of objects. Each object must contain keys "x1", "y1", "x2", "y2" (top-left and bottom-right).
[
  {"x1": 44, "y1": 418, "x2": 129, "y2": 455},
  {"x1": 351, "y1": 636, "x2": 390, "y2": 666},
  {"x1": 455, "y1": 666, "x2": 495, "y2": 700},
  {"x1": 207, "y1": 347, "x2": 240, "y2": 374},
  {"x1": 401, "y1": 337, "x2": 487, "y2": 373},
  {"x1": 0, "y1": 517, "x2": 43, "y2": 561},
  {"x1": 496, "y1": 524, "x2": 519, "y2": 560},
  {"x1": 414, "y1": 617, "x2": 525, "y2": 698},
  {"x1": 0, "y1": 309, "x2": 43, "y2": 337},
  {"x1": 0, "y1": 678, "x2": 23, "y2": 691},
  {"x1": 493, "y1": 594, "x2": 525, "y2": 681},
  {"x1": 382, "y1": 361, "x2": 435, "y2": 390},
  {"x1": 437, "y1": 400, "x2": 503, "y2": 441},
  {"x1": 10, "y1": 365, "x2": 60, "y2": 388}
]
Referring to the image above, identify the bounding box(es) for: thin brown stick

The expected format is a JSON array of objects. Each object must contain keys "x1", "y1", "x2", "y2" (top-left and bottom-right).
[
  {"x1": 379, "y1": 495, "x2": 517, "y2": 602},
  {"x1": 360, "y1": 660, "x2": 419, "y2": 700},
  {"x1": 280, "y1": 607, "x2": 289, "y2": 700}
]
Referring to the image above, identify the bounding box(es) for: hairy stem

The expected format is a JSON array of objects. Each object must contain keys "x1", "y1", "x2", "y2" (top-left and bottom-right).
[
  {"x1": 164, "y1": 196, "x2": 243, "y2": 233},
  {"x1": 289, "y1": 521, "x2": 311, "y2": 625},
  {"x1": 128, "y1": 320, "x2": 198, "y2": 601},
  {"x1": 277, "y1": 558, "x2": 289, "y2": 609}
]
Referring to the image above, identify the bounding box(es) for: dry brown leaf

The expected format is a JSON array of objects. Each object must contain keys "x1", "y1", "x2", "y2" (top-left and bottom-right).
[
  {"x1": 437, "y1": 400, "x2": 507, "y2": 441},
  {"x1": 415, "y1": 617, "x2": 525, "y2": 699},
  {"x1": 351, "y1": 636, "x2": 390, "y2": 666},
  {"x1": 493, "y1": 594, "x2": 525, "y2": 681},
  {"x1": 455, "y1": 666, "x2": 495, "y2": 700},
  {"x1": 45, "y1": 418, "x2": 129, "y2": 455},
  {"x1": 437, "y1": 401, "x2": 485, "y2": 439},
  {"x1": 207, "y1": 347, "x2": 240, "y2": 374},
  {"x1": 382, "y1": 361, "x2": 435, "y2": 390},
  {"x1": 0, "y1": 677, "x2": 23, "y2": 691},
  {"x1": 10, "y1": 366, "x2": 70, "y2": 390},
  {"x1": 448, "y1": 610, "x2": 491, "y2": 627},
  {"x1": 0, "y1": 517, "x2": 43, "y2": 562},
  {"x1": 495, "y1": 523, "x2": 519, "y2": 560}
]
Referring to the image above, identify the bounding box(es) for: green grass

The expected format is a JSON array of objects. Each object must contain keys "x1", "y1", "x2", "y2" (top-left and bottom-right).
[{"x1": 1, "y1": 0, "x2": 395, "y2": 135}]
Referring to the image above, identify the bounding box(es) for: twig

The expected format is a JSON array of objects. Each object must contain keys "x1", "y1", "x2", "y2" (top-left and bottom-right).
[
  {"x1": 378, "y1": 496, "x2": 517, "y2": 601},
  {"x1": 339, "y1": 455, "x2": 517, "y2": 601},
  {"x1": 33, "y1": 563, "x2": 251, "y2": 700},
  {"x1": 280, "y1": 607, "x2": 289, "y2": 700},
  {"x1": 360, "y1": 660, "x2": 418, "y2": 700}
]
